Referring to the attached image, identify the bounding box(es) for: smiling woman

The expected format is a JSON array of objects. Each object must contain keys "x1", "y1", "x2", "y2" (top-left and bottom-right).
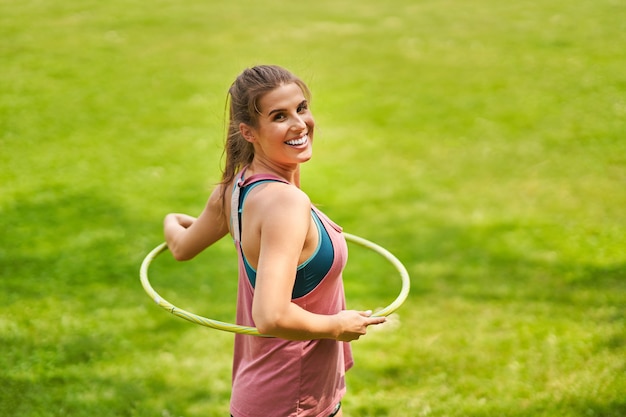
[
  {"x1": 161, "y1": 65, "x2": 386, "y2": 417},
  {"x1": 239, "y1": 82, "x2": 314, "y2": 170}
]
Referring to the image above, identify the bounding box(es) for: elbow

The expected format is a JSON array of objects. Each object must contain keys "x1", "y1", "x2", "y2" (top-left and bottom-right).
[
  {"x1": 253, "y1": 313, "x2": 278, "y2": 336},
  {"x1": 168, "y1": 242, "x2": 195, "y2": 262},
  {"x1": 252, "y1": 307, "x2": 284, "y2": 336},
  {"x1": 172, "y1": 252, "x2": 193, "y2": 262},
  {"x1": 255, "y1": 323, "x2": 274, "y2": 336}
]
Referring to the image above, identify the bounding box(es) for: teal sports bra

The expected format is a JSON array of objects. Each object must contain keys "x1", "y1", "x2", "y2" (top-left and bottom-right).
[{"x1": 236, "y1": 179, "x2": 335, "y2": 299}]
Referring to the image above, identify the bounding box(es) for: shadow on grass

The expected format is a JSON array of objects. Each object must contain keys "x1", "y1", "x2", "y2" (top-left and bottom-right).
[
  {"x1": 346, "y1": 218, "x2": 625, "y2": 416},
  {"x1": 466, "y1": 397, "x2": 626, "y2": 417},
  {"x1": 0, "y1": 373, "x2": 172, "y2": 417},
  {"x1": 2, "y1": 187, "x2": 624, "y2": 416},
  {"x1": 0, "y1": 187, "x2": 232, "y2": 416},
  {"x1": 389, "y1": 220, "x2": 626, "y2": 307},
  {"x1": 0, "y1": 187, "x2": 151, "y2": 302}
]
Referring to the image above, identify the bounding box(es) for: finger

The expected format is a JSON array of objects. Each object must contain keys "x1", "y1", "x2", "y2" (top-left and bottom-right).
[
  {"x1": 359, "y1": 310, "x2": 373, "y2": 317},
  {"x1": 367, "y1": 316, "x2": 387, "y2": 325}
]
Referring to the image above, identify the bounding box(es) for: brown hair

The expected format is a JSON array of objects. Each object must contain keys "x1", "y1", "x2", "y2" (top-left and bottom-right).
[{"x1": 219, "y1": 65, "x2": 311, "y2": 204}]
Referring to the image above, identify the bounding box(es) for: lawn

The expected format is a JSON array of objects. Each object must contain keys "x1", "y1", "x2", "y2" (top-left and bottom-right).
[{"x1": 1, "y1": 0, "x2": 625, "y2": 416}]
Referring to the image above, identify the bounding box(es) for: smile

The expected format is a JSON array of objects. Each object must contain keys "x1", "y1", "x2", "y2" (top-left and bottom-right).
[{"x1": 285, "y1": 134, "x2": 308, "y2": 146}]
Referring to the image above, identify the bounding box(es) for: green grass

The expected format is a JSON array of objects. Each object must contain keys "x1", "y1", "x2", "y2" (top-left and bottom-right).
[{"x1": 1, "y1": 0, "x2": 625, "y2": 416}]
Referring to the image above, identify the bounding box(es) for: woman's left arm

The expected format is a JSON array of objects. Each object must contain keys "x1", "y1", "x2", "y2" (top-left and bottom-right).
[{"x1": 250, "y1": 186, "x2": 386, "y2": 340}]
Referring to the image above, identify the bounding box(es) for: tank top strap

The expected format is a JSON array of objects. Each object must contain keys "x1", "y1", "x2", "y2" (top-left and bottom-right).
[
  {"x1": 240, "y1": 173, "x2": 290, "y2": 187},
  {"x1": 230, "y1": 168, "x2": 290, "y2": 245}
]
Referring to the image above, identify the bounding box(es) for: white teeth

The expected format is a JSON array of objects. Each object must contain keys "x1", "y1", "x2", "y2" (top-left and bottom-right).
[{"x1": 286, "y1": 135, "x2": 308, "y2": 146}]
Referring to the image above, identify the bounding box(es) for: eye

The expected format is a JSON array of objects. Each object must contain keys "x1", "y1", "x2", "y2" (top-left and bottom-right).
[
  {"x1": 272, "y1": 112, "x2": 286, "y2": 121},
  {"x1": 297, "y1": 101, "x2": 309, "y2": 113}
]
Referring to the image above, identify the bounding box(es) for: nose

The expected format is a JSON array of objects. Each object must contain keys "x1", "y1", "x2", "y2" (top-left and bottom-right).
[{"x1": 291, "y1": 113, "x2": 307, "y2": 131}]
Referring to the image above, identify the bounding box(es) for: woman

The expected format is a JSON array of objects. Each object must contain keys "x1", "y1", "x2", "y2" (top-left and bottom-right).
[{"x1": 163, "y1": 65, "x2": 386, "y2": 417}]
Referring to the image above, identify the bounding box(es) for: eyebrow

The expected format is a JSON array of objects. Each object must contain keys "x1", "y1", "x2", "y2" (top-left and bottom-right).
[
  {"x1": 267, "y1": 108, "x2": 285, "y2": 117},
  {"x1": 267, "y1": 100, "x2": 308, "y2": 117}
]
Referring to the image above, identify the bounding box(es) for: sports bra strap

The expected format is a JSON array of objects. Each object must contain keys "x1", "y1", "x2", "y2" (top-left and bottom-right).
[{"x1": 240, "y1": 174, "x2": 290, "y2": 187}]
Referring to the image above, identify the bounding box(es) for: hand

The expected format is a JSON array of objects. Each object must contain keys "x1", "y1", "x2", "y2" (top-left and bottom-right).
[
  {"x1": 164, "y1": 213, "x2": 196, "y2": 229},
  {"x1": 163, "y1": 213, "x2": 200, "y2": 260},
  {"x1": 334, "y1": 310, "x2": 386, "y2": 342}
]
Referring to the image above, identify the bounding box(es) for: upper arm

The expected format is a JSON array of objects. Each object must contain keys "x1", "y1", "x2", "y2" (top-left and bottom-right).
[{"x1": 248, "y1": 186, "x2": 311, "y2": 319}]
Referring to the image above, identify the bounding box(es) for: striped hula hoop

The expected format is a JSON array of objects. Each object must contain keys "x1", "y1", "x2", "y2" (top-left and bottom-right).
[{"x1": 139, "y1": 232, "x2": 410, "y2": 336}]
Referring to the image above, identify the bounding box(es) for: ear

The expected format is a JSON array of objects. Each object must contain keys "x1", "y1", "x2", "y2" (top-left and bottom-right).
[{"x1": 239, "y1": 123, "x2": 256, "y2": 143}]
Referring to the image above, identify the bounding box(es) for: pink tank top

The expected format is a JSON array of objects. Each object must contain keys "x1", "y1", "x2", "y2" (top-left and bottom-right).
[{"x1": 229, "y1": 170, "x2": 353, "y2": 417}]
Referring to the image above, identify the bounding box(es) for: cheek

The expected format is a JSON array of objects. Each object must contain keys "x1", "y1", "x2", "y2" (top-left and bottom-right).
[
  {"x1": 260, "y1": 124, "x2": 284, "y2": 139},
  {"x1": 306, "y1": 115, "x2": 316, "y2": 130}
]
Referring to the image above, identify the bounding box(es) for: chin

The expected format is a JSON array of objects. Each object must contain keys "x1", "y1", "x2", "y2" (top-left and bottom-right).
[{"x1": 299, "y1": 149, "x2": 313, "y2": 163}]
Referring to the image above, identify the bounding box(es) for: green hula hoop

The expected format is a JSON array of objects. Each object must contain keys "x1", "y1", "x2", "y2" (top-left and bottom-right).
[{"x1": 139, "y1": 232, "x2": 410, "y2": 336}]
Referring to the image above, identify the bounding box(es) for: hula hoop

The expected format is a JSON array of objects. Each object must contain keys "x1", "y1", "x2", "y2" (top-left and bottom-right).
[{"x1": 140, "y1": 232, "x2": 410, "y2": 336}]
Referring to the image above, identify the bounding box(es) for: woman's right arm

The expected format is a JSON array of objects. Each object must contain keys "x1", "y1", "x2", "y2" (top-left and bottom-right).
[{"x1": 164, "y1": 185, "x2": 229, "y2": 261}]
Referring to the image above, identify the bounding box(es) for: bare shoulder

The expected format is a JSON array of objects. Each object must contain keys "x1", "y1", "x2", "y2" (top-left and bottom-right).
[
  {"x1": 198, "y1": 182, "x2": 227, "y2": 218},
  {"x1": 207, "y1": 182, "x2": 227, "y2": 206},
  {"x1": 246, "y1": 181, "x2": 311, "y2": 220}
]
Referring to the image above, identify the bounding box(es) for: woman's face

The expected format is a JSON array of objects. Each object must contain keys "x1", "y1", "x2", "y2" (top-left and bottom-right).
[{"x1": 243, "y1": 82, "x2": 315, "y2": 168}]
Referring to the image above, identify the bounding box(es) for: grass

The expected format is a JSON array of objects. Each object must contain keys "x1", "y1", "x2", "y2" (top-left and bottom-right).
[{"x1": 1, "y1": 0, "x2": 625, "y2": 416}]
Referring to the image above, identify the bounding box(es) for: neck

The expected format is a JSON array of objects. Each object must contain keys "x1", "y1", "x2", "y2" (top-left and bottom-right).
[{"x1": 247, "y1": 159, "x2": 301, "y2": 187}]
